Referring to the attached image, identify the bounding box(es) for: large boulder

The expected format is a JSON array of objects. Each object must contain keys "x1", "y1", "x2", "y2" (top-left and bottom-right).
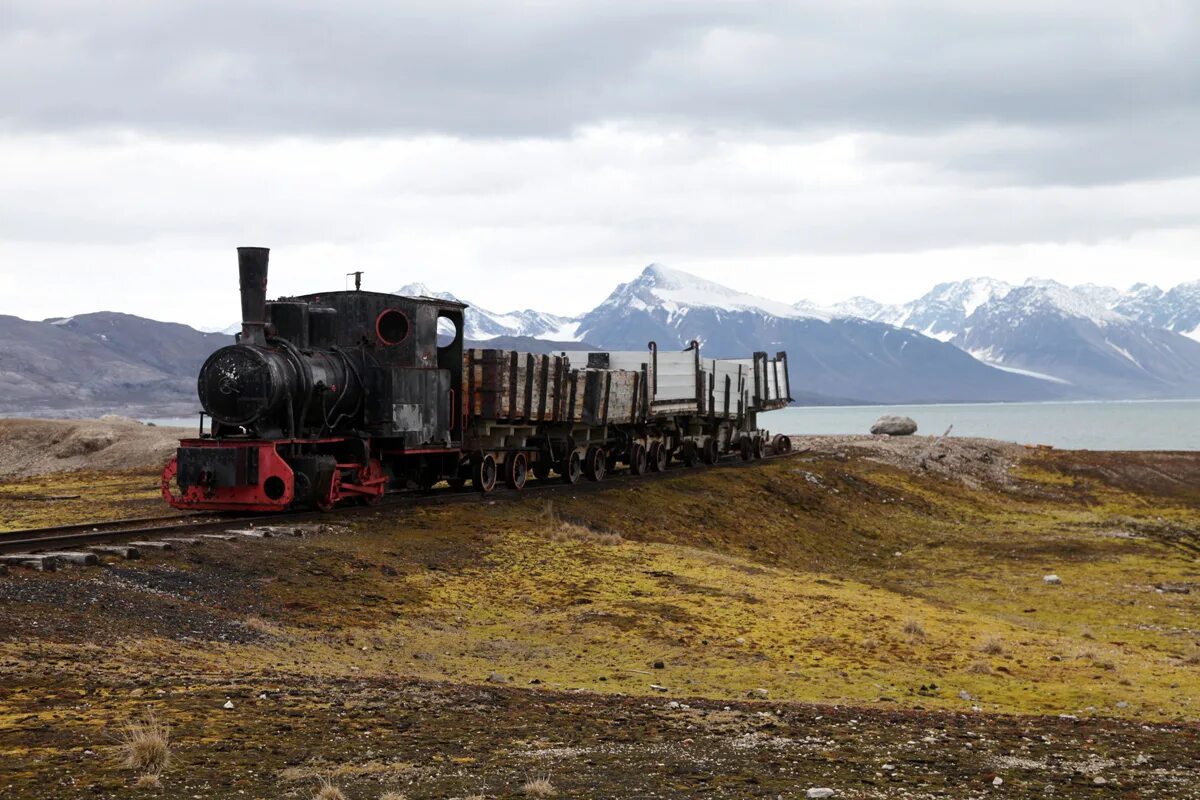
[{"x1": 871, "y1": 415, "x2": 919, "y2": 436}]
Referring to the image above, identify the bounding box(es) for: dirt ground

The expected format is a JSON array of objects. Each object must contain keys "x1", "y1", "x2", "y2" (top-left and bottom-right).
[
  {"x1": 0, "y1": 417, "x2": 187, "y2": 480},
  {"x1": 1, "y1": 436, "x2": 1198, "y2": 798}
]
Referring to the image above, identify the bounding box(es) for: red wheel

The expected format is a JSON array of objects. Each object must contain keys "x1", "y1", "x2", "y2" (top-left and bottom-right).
[
  {"x1": 584, "y1": 446, "x2": 607, "y2": 482},
  {"x1": 504, "y1": 451, "x2": 528, "y2": 491},
  {"x1": 561, "y1": 450, "x2": 583, "y2": 485},
  {"x1": 473, "y1": 454, "x2": 497, "y2": 494},
  {"x1": 360, "y1": 459, "x2": 386, "y2": 505},
  {"x1": 628, "y1": 442, "x2": 648, "y2": 476},
  {"x1": 647, "y1": 442, "x2": 668, "y2": 473}
]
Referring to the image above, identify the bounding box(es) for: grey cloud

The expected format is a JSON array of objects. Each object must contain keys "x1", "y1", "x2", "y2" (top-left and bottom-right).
[{"x1": 3, "y1": 1, "x2": 1199, "y2": 184}]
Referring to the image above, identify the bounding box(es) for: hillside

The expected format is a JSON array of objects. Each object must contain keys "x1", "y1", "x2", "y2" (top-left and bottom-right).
[
  {"x1": 0, "y1": 312, "x2": 228, "y2": 417},
  {"x1": 1, "y1": 440, "x2": 1198, "y2": 797}
]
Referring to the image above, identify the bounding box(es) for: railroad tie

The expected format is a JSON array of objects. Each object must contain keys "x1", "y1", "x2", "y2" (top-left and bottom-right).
[
  {"x1": 198, "y1": 534, "x2": 239, "y2": 541},
  {"x1": 0, "y1": 554, "x2": 59, "y2": 571},
  {"x1": 38, "y1": 551, "x2": 101, "y2": 566},
  {"x1": 227, "y1": 529, "x2": 272, "y2": 539},
  {"x1": 259, "y1": 526, "x2": 306, "y2": 537},
  {"x1": 127, "y1": 541, "x2": 175, "y2": 550},
  {"x1": 87, "y1": 545, "x2": 141, "y2": 560},
  {"x1": 162, "y1": 537, "x2": 203, "y2": 546}
]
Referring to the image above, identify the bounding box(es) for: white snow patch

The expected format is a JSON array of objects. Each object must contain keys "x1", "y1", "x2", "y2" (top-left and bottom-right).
[
  {"x1": 1184, "y1": 325, "x2": 1200, "y2": 343},
  {"x1": 643, "y1": 264, "x2": 830, "y2": 320},
  {"x1": 968, "y1": 348, "x2": 1072, "y2": 385},
  {"x1": 539, "y1": 320, "x2": 582, "y2": 341},
  {"x1": 1105, "y1": 339, "x2": 1142, "y2": 368},
  {"x1": 920, "y1": 325, "x2": 956, "y2": 342}
]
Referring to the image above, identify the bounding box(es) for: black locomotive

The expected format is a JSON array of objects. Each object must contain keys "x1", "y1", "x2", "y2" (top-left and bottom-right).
[{"x1": 163, "y1": 247, "x2": 791, "y2": 511}]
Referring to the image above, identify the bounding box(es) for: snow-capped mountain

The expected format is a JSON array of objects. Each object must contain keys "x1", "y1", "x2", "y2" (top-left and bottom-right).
[
  {"x1": 840, "y1": 278, "x2": 1014, "y2": 342},
  {"x1": 954, "y1": 280, "x2": 1200, "y2": 396},
  {"x1": 577, "y1": 264, "x2": 828, "y2": 342},
  {"x1": 814, "y1": 277, "x2": 1200, "y2": 398},
  {"x1": 1114, "y1": 281, "x2": 1200, "y2": 342},
  {"x1": 574, "y1": 265, "x2": 1060, "y2": 404},
  {"x1": 391, "y1": 265, "x2": 1199, "y2": 402},
  {"x1": 396, "y1": 283, "x2": 581, "y2": 343}
]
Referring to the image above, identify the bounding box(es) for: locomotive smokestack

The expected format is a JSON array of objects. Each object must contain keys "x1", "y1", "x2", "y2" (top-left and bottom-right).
[{"x1": 237, "y1": 246, "x2": 270, "y2": 345}]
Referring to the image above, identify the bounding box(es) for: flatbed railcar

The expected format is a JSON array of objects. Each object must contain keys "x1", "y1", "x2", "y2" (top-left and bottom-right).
[{"x1": 162, "y1": 247, "x2": 793, "y2": 512}]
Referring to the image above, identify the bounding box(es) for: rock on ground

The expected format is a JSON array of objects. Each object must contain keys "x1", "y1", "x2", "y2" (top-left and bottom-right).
[{"x1": 871, "y1": 415, "x2": 919, "y2": 436}]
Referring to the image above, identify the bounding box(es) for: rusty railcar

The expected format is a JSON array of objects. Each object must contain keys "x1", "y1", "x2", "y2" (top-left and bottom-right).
[{"x1": 163, "y1": 248, "x2": 792, "y2": 512}]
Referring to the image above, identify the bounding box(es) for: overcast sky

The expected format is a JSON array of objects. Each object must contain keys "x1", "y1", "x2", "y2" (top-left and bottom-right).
[{"x1": 2, "y1": 0, "x2": 1197, "y2": 328}]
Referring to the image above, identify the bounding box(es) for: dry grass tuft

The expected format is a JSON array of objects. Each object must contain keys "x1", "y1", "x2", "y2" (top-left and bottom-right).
[
  {"x1": 979, "y1": 636, "x2": 1007, "y2": 656},
  {"x1": 901, "y1": 619, "x2": 926, "y2": 639},
  {"x1": 1080, "y1": 625, "x2": 1096, "y2": 640},
  {"x1": 547, "y1": 521, "x2": 622, "y2": 546},
  {"x1": 808, "y1": 634, "x2": 837, "y2": 648},
  {"x1": 314, "y1": 777, "x2": 348, "y2": 800},
  {"x1": 521, "y1": 774, "x2": 557, "y2": 798},
  {"x1": 242, "y1": 615, "x2": 283, "y2": 636},
  {"x1": 1181, "y1": 648, "x2": 1200, "y2": 666},
  {"x1": 118, "y1": 714, "x2": 170, "y2": 776},
  {"x1": 134, "y1": 773, "x2": 161, "y2": 788},
  {"x1": 1076, "y1": 650, "x2": 1117, "y2": 671},
  {"x1": 860, "y1": 637, "x2": 879, "y2": 650},
  {"x1": 379, "y1": 793, "x2": 407, "y2": 800},
  {"x1": 541, "y1": 502, "x2": 622, "y2": 545},
  {"x1": 967, "y1": 661, "x2": 993, "y2": 675}
]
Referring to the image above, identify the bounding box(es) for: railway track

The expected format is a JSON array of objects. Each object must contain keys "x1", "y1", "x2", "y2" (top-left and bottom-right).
[{"x1": 0, "y1": 449, "x2": 801, "y2": 558}]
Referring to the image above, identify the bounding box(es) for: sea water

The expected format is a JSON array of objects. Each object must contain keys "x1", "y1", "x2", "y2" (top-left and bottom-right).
[{"x1": 761, "y1": 399, "x2": 1200, "y2": 451}]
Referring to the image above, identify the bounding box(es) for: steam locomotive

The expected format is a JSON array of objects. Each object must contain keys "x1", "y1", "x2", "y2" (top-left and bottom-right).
[{"x1": 162, "y1": 247, "x2": 792, "y2": 512}]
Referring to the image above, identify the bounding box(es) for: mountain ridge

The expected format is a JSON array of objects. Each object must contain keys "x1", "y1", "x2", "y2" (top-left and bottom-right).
[{"x1": 4, "y1": 267, "x2": 1198, "y2": 416}]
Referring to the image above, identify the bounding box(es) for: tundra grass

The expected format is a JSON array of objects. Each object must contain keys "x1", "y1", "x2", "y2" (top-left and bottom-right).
[{"x1": 3, "y1": 454, "x2": 1194, "y2": 722}]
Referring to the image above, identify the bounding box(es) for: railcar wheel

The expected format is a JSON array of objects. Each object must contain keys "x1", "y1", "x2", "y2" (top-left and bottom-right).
[
  {"x1": 740, "y1": 437, "x2": 753, "y2": 461},
  {"x1": 584, "y1": 445, "x2": 607, "y2": 482},
  {"x1": 647, "y1": 441, "x2": 668, "y2": 473},
  {"x1": 504, "y1": 451, "x2": 528, "y2": 491},
  {"x1": 473, "y1": 454, "x2": 498, "y2": 494},
  {"x1": 682, "y1": 442, "x2": 699, "y2": 468},
  {"x1": 771, "y1": 434, "x2": 792, "y2": 455},
  {"x1": 752, "y1": 436, "x2": 765, "y2": 459},
  {"x1": 701, "y1": 438, "x2": 720, "y2": 465},
  {"x1": 561, "y1": 450, "x2": 583, "y2": 485},
  {"x1": 628, "y1": 442, "x2": 648, "y2": 476}
]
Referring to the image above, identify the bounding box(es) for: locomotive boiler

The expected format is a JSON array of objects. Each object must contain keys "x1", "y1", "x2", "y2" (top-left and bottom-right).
[{"x1": 162, "y1": 247, "x2": 792, "y2": 512}]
